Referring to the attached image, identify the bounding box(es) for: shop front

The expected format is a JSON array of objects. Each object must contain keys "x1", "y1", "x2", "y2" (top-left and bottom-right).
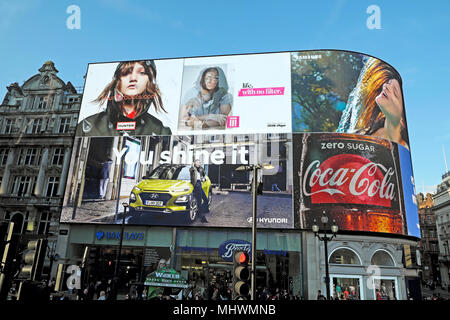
[
  {"x1": 175, "y1": 228, "x2": 302, "y2": 299},
  {"x1": 57, "y1": 224, "x2": 173, "y2": 298},
  {"x1": 57, "y1": 225, "x2": 302, "y2": 299}
]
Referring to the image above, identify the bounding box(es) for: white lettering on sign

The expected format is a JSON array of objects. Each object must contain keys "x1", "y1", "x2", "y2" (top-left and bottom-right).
[
  {"x1": 117, "y1": 122, "x2": 136, "y2": 130},
  {"x1": 66, "y1": 265, "x2": 81, "y2": 290},
  {"x1": 302, "y1": 159, "x2": 395, "y2": 200}
]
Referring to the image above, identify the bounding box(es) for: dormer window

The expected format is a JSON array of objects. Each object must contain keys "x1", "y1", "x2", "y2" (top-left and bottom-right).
[{"x1": 37, "y1": 96, "x2": 48, "y2": 109}]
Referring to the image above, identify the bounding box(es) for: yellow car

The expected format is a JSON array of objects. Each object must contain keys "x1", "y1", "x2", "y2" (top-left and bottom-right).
[{"x1": 129, "y1": 164, "x2": 212, "y2": 223}]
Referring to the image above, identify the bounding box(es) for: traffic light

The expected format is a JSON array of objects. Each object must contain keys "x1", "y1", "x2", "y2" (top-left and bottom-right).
[
  {"x1": 19, "y1": 238, "x2": 47, "y2": 281},
  {"x1": 232, "y1": 251, "x2": 250, "y2": 300},
  {"x1": 0, "y1": 222, "x2": 19, "y2": 300}
]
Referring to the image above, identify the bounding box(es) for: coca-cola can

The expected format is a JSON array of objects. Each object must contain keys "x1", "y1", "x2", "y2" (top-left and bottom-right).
[{"x1": 293, "y1": 132, "x2": 406, "y2": 235}]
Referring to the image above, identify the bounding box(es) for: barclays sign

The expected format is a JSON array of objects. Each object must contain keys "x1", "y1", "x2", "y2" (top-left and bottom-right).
[
  {"x1": 219, "y1": 240, "x2": 251, "y2": 262},
  {"x1": 96, "y1": 230, "x2": 144, "y2": 241}
]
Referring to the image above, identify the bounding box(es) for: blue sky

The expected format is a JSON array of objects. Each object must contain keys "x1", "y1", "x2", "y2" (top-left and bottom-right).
[{"x1": 0, "y1": 0, "x2": 449, "y2": 194}]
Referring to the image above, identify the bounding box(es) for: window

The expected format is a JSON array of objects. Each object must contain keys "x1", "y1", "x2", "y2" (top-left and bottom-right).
[
  {"x1": 430, "y1": 243, "x2": 438, "y2": 252},
  {"x1": 46, "y1": 176, "x2": 60, "y2": 197},
  {"x1": 17, "y1": 148, "x2": 39, "y2": 166},
  {"x1": 38, "y1": 211, "x2": 52, "y2": 235},
  {"x1": 371, "y1": 250, "x2": 395, "y2": 266},
  {"x1": 37, "y1": 96, "x2": 48, "y2": 109},
  {"x1": 52, "y1": 148, "x2": 65, "y2": 166},
  {"x1": 4, "y1": 119, "x2": 14, "y2": 134},
  {"x1": 0, "y1": 148, "x2": 9, "y2": 166},
  {"x1": 31, "y1": 118, "x2": 43, "y2": 134},
  {"x1": 11, "y1": 176, "x2": 35, "y2": 196},
  {"x1": 329, "y1": 248, "x2": 361, "y2": 265},
  {"x1": 58, "y1": 117, "x2": 71, "y2": 133}
]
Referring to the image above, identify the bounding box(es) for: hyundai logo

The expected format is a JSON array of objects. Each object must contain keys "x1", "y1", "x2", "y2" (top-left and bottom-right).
[{"x1": 150, "y1": 193, "x2": 159, "y2": 199}]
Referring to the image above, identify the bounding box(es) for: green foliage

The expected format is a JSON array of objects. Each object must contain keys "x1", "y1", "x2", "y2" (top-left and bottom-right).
[{"x1": 291, "y1": 51, "x2": 364, "y2": 132}]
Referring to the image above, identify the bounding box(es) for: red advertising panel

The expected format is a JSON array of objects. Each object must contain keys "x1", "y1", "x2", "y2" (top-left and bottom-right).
[{"x1": 293, "y1": 133, "x2": 406, "y2": 235}]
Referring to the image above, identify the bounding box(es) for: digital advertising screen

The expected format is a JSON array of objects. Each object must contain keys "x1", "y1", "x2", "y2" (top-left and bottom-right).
[
  {"x1": 61, "y1": 50, "x2": 419, "y2": 238},
  {"x1": 61, "y1": 134, "x2": 294, "y2": 229}
]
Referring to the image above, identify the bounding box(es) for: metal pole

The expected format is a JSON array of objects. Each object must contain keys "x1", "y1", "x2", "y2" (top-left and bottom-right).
[
  {"x1": 251, "y1": 165, "x2": 257, "y2": 301},
  {"x1": 114, "y1": 145, "x2": 128, "y2": 221},
  {"x1": 112, "y1": 204, "x2": 127, "y2": 300},
  {"x1": 324, "y1": 235, "x2": 330, "y2": 300}
]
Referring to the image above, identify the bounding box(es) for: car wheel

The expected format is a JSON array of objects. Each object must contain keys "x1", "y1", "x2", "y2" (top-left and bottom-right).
[{"x1": 187, "y1": 197, "x2": 198, "y2": 223}]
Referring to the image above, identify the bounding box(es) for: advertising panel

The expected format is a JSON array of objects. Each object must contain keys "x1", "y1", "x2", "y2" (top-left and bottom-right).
[
  {"x1": 398, "y1": 144, "x2": 420, "y2": 237},
  {"x1": 291, "y1": 51, "x2": 410, "y2": 150},
  {"x1": 61, "y1": 50, "x2": 419, "y2": 238},
  {"x1": 75, "y1": 53, "x2": 291, "y2": 138},
  {"x1": 293, "y1": 132, "x2": 407, "y2": 235},
  {"x1": 60, "y1": 133, "x2": 294, "y2": 229}
]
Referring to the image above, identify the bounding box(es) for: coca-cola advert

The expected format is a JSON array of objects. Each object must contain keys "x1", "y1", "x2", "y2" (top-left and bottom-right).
[{"x1": 293, "y1": 132, "x2": 407, "y2": 235}]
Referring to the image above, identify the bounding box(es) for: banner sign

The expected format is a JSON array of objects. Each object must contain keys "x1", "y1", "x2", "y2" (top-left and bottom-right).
[{"x1": 144, "y1": 268, "x2": 189, "y2": 288}]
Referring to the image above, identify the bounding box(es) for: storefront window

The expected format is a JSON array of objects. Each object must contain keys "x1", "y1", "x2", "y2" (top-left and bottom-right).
[
  {"x1": 331, "y1": 277, "x2": 361, "y2": 300},
  {"x1": 175, "y1": 229, "x2": 302, "y2": 300},
  {"x1": 373, "y1": 278, "x2": 397, "y2": 300}
]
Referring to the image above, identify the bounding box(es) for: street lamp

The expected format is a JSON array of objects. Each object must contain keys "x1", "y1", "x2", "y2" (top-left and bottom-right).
[
  {"x1": 235, "y1": 163, "x2": 274, "y2": 300},
  {"x1": 312, "y1": 211, "x2": 338, "y2": 300},
  {"x1": 111, "y1": 202, "x2": 128, "y2": 300}
]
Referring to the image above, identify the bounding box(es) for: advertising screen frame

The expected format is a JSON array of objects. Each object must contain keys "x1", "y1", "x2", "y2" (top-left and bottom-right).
[{"x1": 60, "y1": 49, "x2": 419, "y2": 239}]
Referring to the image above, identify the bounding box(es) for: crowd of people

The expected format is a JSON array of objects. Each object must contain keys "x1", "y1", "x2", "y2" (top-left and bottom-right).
[{"x1": 7, "y1": 276, "x2": 448, "y2": 301}]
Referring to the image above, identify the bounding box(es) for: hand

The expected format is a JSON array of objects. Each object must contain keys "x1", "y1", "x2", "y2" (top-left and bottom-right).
[{"x1": 186, "y1": 116, "x2": 199, "y2": 128}]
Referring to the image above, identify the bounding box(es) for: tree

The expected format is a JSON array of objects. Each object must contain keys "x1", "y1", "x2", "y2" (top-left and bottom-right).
[{"x1": 291, "y1": 51, "x2": 364, "y2": 132}]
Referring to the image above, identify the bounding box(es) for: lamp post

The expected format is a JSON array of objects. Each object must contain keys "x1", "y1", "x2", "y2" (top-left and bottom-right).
[
  {"x1": 312, "y1": 212, "x2": 338, "y2": 300},
  {"x1": 236, "y1": 163, "x2": 273, "y2": 300},
  {"x1": 112, "y1": 202, "x2": 128, "y2": 300}
]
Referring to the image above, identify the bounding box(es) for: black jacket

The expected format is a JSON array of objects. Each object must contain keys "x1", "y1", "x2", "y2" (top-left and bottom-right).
[
  {"x1": 76, "y1": 100, "x2": 172, "y2": 137},
  {"x1": 190, "y1": 166, "x2": 205, "y2": 186}
]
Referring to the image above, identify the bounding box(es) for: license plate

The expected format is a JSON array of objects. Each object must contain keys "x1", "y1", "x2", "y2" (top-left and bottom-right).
[{"x1": 145, "y1": 200, "x2": 163, "y2": 206}]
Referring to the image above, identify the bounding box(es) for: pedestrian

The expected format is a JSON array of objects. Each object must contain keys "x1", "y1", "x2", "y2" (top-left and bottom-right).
[
  {"x1": 99, "y1": 158, "x2": 113, "y2": 199},
  {"x1": 190, "y1": 159, "x2": 210, "y2": 223},
  {"x1": 98, "y1": 291, "x2": 106, "y2": 300},
  {"x1": 376, "y1": 289, "x2": 382, "y2": 300},
  {"x1": 317, "y1": 290, "x2": 326, "y2": 300}
]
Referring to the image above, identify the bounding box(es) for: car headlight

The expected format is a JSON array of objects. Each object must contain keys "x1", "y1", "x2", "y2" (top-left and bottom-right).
[
  {"x1": 174, "y1": 195, "x2": 190, "y2": 203},
  {"x1": 132, "y1": 186, "x2": 142, "y2": 192},
  {"x1": 130, "y1": 193, "x2": 136, "y2": 201}
]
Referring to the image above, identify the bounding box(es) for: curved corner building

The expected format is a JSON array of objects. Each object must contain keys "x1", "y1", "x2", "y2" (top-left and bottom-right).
[{"x1": 54, "y1": 50, "x2": 421, "y2": 300}]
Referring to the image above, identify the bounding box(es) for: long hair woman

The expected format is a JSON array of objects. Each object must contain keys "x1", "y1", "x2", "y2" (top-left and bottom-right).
[
  {"x1": 76, "y1": 60, "x2": 171, "y2": 136},
  {"x1": 355, "y1": 57, "x2": 409, "y2": 149}
]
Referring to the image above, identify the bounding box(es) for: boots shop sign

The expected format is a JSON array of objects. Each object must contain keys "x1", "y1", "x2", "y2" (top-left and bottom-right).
[{"x1": 219, "y1": 240, "x2": 252, "y2": 262}]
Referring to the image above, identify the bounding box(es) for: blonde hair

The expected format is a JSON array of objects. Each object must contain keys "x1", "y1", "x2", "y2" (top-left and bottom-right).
[{"x1": 356, "y1": 58, "x2": 403, "y2": 133}]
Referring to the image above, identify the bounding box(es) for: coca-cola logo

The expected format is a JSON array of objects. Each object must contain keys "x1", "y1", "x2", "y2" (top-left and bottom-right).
[{"x1": 302, "y1": 154, "x2": 396, "y2": 207}]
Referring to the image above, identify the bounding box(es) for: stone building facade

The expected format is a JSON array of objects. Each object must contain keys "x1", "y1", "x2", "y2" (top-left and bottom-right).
[
  {"x1": 417, "y1": 193, "x2": 439, "y2": 285},
  {"x1": 434, "y1": 170, "x2": 450, "y2": 289},
  {"x1": 0, "y1": 61, "x2": 81, "y2": 277}
]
